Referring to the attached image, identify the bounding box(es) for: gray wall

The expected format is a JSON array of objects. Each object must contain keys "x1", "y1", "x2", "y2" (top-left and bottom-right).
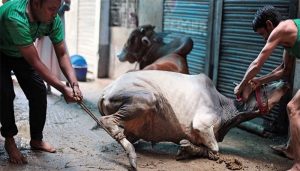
[
  {"x1": 108, "y1": 0, "x2": 164, "y2": 79},
  {"x1": 138, "y1": 0, "x2": 163, "y2": 32},
  {"x1": 109, "y1": 27, "x2": 136, "y2": 79}
]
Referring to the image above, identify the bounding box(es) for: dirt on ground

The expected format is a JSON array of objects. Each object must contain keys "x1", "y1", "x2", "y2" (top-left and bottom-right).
[{"x1": 0, "y1": 78, "x2": 293, "y2": 171}]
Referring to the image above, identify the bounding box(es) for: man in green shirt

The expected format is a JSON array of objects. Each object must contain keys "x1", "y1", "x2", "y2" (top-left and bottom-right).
[
  {"x1": 0, "y1": 0, "x2": 82, "y2": 164},
  {"x1": 234, "y1": 5, "x2": 300, "y2": 171}
]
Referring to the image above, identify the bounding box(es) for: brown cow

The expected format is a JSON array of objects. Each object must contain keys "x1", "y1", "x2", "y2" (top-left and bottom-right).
[{"x1": 117, "y1": 25, "x2": 193, "y2": 74}]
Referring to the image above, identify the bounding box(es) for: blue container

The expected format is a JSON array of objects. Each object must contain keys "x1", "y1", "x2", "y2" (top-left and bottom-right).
[{"x1": 70, "y1": 55, "x2": 88, "y2": 81}]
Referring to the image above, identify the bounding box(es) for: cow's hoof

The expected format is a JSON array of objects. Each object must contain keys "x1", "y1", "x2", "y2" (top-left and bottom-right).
[
  {"x1": 177, "y1": 139, "x2": 213, "y2": 160},
  {"x1": 208, "y1": 151, "x2": 219, "y2": 161},
  {"x1": 176, "y1": 139, "x2": 194, "y2": 160},
  {"x1": 179, "y1": 139, "x2": 191, "y2": 147},
  {"x1": 129, "y1": 156, "x2": 137, "y2": 170},
  {"x1": 128, "y1": 148, "x2": 137, "y2": 169},
  {"x1": 120, "y1": 138, "x2": 137, "y2": 170}
]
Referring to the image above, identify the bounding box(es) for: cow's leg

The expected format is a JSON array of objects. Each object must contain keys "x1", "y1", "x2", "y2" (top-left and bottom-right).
[
  {"x1": 191, "y1": 109, "x2": 220, "y2": 152},
  {"x1": 124, "y1": 130, "x2": 139, "y2": 144},
  {"x1": 176, "y1": 139, "x2": 219, "y2": 160},
  {"x1": 100, "y1": 114, "x2": 137, "y2": 170},
  {"x1": 176, "y1": 109, "x2": 220, "y2": 160},
  {"x1": 99, "y1": 90, "x2": 157, "y2": 169}
]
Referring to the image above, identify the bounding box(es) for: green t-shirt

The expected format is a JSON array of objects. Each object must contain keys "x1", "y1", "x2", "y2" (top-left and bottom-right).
[
  {"x1": 0, "y1": 0, "x2": 64, "y2": 57},
  {"x1": 286, "y1": 19, "x2": 300, "y2": 59}
]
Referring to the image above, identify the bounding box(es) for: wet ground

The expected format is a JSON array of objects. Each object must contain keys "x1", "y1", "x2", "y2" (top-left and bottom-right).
[{"x1": 0, "y1": 78, "x2": 293, "y2": 171}]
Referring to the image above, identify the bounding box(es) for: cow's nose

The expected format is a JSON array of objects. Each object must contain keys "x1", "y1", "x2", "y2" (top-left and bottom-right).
[{"x1": 117, "y1": 50, "x2": 127, "y2": 62}]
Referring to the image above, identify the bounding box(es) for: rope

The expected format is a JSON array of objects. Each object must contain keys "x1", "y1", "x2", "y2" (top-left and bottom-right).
[
  {"x1": 255, "y1": 85, "x2": 269, "y2": 114},
  {"x1": 70, "y1": 83, "x2": 116, "y2": 139}
]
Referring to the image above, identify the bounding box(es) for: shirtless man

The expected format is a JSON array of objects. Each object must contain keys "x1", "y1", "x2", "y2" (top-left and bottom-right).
[{"x1": 234, "y1": 5, "x2": 300, "y2": 171}]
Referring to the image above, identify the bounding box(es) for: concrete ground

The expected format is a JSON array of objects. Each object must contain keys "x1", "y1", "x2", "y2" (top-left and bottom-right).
[{"x1": 0, "y1": 77, "x2": 293, "y2": 171}]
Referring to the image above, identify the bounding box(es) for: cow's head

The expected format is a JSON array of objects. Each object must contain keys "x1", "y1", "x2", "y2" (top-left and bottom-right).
[
  {"x1": 237, "y1": 80, "x2": 290, "y2": 114},
  {"x1": 117, "y1": 25, "x2": 156, "y2": 63},
  {"x1": 217, "y1": 80, "x2": 290, "y2": 141}
]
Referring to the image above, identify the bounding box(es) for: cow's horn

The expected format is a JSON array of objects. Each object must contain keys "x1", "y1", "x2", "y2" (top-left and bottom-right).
[
  {"x1": 141, "y1": 36, "x2": 152, "y2": 46},
  {"x1": 140, "y1": 27, "x2": 144, "y2": 33}
]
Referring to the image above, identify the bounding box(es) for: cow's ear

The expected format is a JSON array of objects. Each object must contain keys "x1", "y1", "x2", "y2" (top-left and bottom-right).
[{"x1": 141, "y1": 36, "x2": 152, "y2": 47}]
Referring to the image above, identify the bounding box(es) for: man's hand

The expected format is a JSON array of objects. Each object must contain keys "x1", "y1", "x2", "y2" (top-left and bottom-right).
[
  {"x1": 234, "y1": 83, "x2": 242, "y2": 97},
  {"x1": 72, "y1": 84, "x2": 83, "y2": 102},
  {"x1": 62, "y1": 85, "x2": 83, "y2": 103},
  {"x1": 249, "y1": 78, "x2": 261, "y2": 90},
  {"x1": 234, "y1": 80, "x2": 255, "y2": 102}
]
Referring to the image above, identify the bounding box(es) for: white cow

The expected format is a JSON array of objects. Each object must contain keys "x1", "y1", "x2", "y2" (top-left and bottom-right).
[{"x1": 97, "y1": 70, "x2": 289, "y2": 170}]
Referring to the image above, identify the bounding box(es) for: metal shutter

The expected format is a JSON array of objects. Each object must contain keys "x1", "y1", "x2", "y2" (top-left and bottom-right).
[
  {"x1": 215, "y1": 0, "x2": 297, "y2": 135},
  {"x1": 163, "y1": 0, "x2": 213, "y2": 74}
]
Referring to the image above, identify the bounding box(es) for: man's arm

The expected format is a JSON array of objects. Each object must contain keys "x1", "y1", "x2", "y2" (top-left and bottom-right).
[
  {"x1": 234, "y1": 41, "x2": 277, "y2": 94},
  {"x1": 53, "y1": 41, "x2": 77, "y2": 85},
  {"x1": 234, "y1": 29, "x2": 282, "y2": 97},
  {"x1": 19, "y1": 44, "x2": 78, "y2": 102},
  {"x1": 253, "y1": 50, "x2": 294, "y2": 86},
  {"x1": 53, "y1": 41, "x2": 82, "y2": 99}
]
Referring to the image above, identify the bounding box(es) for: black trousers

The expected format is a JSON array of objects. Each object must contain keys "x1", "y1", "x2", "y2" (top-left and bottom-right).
[{"x1": 0, "y1": 53, "x2": 47, "y2": 140}]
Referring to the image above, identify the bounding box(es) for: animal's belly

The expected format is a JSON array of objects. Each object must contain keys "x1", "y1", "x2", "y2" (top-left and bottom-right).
[{"x1": 123, "y1": 114, "x2": 187, "y2": 143}]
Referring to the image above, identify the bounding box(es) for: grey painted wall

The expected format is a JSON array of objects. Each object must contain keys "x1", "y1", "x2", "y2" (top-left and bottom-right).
[
  {"x1": 138, "y1": 0, "x2": 163, "y2": 32},
  {"x1": 109, "y1": 27, "x2": 136, "y2": 79},
  {"x1": 108, "y1": 0, "x2": 164, "y2": 78}
]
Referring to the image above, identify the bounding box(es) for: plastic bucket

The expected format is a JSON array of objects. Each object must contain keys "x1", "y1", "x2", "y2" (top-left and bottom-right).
[{"x1": 70, "y1": 55, "x2": 87, "y2": 81}]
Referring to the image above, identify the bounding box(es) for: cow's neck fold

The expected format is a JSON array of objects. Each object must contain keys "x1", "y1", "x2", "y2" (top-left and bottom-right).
[{"x1": 216, "y1": 96, "x2": 260, "y2": 142}]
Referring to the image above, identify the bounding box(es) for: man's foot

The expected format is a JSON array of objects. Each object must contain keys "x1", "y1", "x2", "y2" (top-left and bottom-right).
[
  {"x1": 30, "y1": 140, "x2": 56, "y2": 153},
  {"x1": 4, "y1": 137, "x2": 28, "y2": 164},
  {"x1": 287, "y1": 162, "x2": 300, "y2": 171},
  {"x1": 270, "y1": 144, "x2": 294, "y2": 160}
]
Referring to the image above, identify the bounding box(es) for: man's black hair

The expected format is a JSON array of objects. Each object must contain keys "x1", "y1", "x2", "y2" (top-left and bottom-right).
[
  {"x1": 252, "y1": 5, "x2": 283, "y2": 32},
  {"x1": 30, "y1": 0, "x2": 45, "y2": 7}
]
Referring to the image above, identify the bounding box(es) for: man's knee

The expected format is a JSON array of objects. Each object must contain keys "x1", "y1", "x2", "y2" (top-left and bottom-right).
[
  {"x1": 287, "y1": 101, "x2": 300, "y2": 118},
  {"x1": 287, "y1": 101, "x2": 292, "y2": 112}
]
